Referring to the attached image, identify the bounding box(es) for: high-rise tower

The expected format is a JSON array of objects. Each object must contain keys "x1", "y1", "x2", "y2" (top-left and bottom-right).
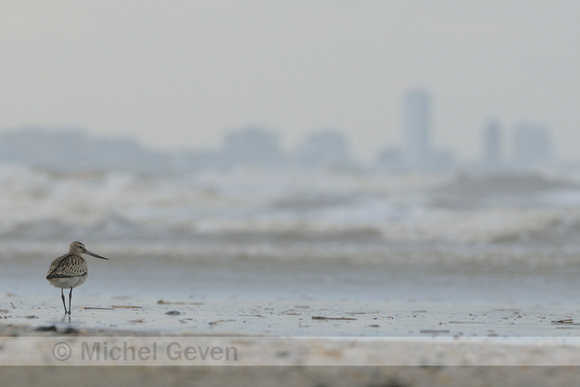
[
  {"x1": 402, "y1": 88, "x2": 431, "y2": 167},
  {"x1": 484, "y1": 119, "x2": 501, "y2": 166}
]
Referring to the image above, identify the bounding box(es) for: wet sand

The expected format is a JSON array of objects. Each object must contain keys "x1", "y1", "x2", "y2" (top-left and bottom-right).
[
  {"x1": 2, "y1": 249, "x2": 580, "y2": 385},
  {"x1": 2, "y1": 293, "x2": 580, "y2": 339},
  {"x1": 2, "y1": 293, "x2": 580, "y2": 386}
]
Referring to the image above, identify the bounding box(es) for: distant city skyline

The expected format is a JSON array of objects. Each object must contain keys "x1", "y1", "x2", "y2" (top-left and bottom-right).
[
  {"x1": 0, "y1": 118, "x2": 560, "y2": 172},
  {"x1": 0, "y1": 83, "x2": 562, "y2": 170},
  {"x1": 0, "y1": 100, "x2": 565, "y2": 165},
  {"x1": 1, "y1": 2, "x2": 579, "y2": 162}
]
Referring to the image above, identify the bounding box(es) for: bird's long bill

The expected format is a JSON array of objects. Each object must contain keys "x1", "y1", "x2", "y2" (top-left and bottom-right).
[{"x1": 85, "y1": 250, "x2": 109, "y2": 260}]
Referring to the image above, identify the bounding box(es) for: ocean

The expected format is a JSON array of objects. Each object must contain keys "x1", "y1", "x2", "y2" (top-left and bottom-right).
[
  {"x1": 2, "y1": 164, "x2": 580, "y2": 249},
  {"x1": 1, "y1": 164, "x2": 580, "y2": 305}
]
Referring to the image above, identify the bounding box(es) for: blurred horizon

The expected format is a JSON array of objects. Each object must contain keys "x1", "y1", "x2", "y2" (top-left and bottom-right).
[
  {"x1": 0, "y1": 116, "x2": 570, "y2": 173},
  {"x1": 1, "y1": 2, "x2": 579, "y2": 162}
]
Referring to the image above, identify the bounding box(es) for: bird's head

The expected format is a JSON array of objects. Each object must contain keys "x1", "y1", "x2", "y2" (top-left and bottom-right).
[{"x1": 69, "y1": 241, "x2": 109, "y2": 260}]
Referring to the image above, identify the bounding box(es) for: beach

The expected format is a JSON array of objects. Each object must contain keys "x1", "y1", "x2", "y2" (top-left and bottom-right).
[
  {"x1": 2, "y1": 168, "x2": 580, "y2": 384},
  {"x1": 3, "y1": 247, "x2": 580, "y2": 385}
]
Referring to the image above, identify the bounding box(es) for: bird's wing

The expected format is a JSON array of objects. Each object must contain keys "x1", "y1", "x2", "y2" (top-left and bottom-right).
[{"x1": 46, "y1": 254, "x2": 87, "y2": 278}]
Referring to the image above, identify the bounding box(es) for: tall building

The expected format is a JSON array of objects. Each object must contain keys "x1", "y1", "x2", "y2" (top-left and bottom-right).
[
  {"x1": 512, "y1": 124, "x2": 552, "y2": 166},
  {"x1": 294, "y1": 130, "x2": 351, "y2": 167},
  {"x1": 222, "y1": 126, "x2": 284, "y2": 167},
  {"x1": 402, "y1": 88, "x2": 431, "y2": 167},
  {"x1": 376, "y1": 147, "x2": 402, "y2": 168},
  {"x1": 483, "y1": 119, "x2": 501, "y2": 166},
  {"x1": 0, "y1": 127, "x2": 169, "y2": 172}
]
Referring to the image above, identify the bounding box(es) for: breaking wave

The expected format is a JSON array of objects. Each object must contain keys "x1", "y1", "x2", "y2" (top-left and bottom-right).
[{"x1": 2, "y1": 164, "x2": 580, "y2": 253}]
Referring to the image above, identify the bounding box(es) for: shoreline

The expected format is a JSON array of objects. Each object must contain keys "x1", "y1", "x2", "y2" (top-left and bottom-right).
[
  {"x1": 2, "y1": 292, "x2": 579, "y2": 338},
  {"x1": 4, "y1": 245, "x2": 580, "y2": 384},
  {"x1": 3, "y1": 260, "x2": 580, "y2": 384}
]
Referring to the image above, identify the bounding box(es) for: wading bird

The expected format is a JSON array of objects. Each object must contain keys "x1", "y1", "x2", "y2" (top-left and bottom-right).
[{"x1": 46, "y1": 241, "x2": 109, "y2": 315}]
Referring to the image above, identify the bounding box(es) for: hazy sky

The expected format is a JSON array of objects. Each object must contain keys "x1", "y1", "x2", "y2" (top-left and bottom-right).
[{"x1": 1, "y1": 1, "x2": 579, "y2": 162}]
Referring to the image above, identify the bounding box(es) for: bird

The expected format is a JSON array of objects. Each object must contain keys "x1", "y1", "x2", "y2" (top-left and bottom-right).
[{"x1": 46, "y1": 241, "x2": 109, "y2": 315}]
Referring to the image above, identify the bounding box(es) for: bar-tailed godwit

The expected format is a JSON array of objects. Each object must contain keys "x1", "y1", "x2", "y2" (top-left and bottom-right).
[{"x1": 46, "y1": 241, "x2": 109, "y2": 315}]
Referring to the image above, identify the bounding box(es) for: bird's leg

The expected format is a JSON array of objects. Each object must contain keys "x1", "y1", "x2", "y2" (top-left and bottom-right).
[
  {"x1": 68, "y1": 288, "x2": 73, "y2": 315},
  {"x1": 61, "y1": 288, "x2": 68, "y2": 314}
]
